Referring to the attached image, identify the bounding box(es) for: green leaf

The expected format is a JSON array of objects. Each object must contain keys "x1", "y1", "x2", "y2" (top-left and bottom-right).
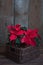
[
  {"x1": 35, "y1": 38, "x2": 40, "y2": 46},
  {"x1": 15, "y1": 38, "x2": 20, "y2": 45},
  {"x1": 21, "y1": 27, "x2": 27, "y2": 30}
]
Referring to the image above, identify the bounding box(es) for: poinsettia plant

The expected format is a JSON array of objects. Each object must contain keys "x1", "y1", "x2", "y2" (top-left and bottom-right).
[{"x1": 7, "y1": 24, "x2": 41, "y2": 48}]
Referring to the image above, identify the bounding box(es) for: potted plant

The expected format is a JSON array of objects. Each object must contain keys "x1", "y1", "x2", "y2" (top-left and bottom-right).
[{"x1": 6, "y1": 24, "x2": 41, "y2": 63}]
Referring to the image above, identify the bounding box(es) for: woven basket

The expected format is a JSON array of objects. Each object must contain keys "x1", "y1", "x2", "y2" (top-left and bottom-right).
[{"x1": 6, "y1": 45, "x2": 40, "y2": 63}]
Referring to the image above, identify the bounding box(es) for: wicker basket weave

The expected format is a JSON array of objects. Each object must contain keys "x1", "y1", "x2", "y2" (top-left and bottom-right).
[{"x1": 6, "y1": 46, "x2": 40, "y2": 63}]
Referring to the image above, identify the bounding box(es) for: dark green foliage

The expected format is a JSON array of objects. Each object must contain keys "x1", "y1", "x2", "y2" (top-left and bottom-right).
[
  {"x1": 20, "y1": 27, "x2": 27, "y2": 31},
  {"x1": 15, "y1": 37, "x2": 21, "y2": 47},
  {"x1": 35, "y1": 38, "x2": 40, "y2": 46}
]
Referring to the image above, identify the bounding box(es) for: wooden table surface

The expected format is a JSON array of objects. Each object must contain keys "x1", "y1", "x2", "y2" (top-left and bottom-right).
[{"x1": 0, "y1": 54, "x2": 43, "y2": 65}]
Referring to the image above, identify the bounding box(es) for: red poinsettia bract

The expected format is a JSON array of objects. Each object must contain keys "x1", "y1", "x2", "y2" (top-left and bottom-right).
[{"x1": 7, "y1": 24, "x2": 41, "y2": 47}]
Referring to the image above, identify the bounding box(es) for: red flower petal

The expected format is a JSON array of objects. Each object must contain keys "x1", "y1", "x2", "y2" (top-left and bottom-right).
[
  {"x1": 17, "y1": 30, "x2": 24, "y2": 35},
  {"x1": 25, "y1": 38, "x2": 36, "y2": 46},
  {"x1": 10, "y1": 30, "x2": 15, "y2": 34},
  {"x1": 26, "y1": 29, "x2": 32, "y2": 35},
  {"x1": 7, "y1": 25, "x2": 12, "y2": 30},
  {"x1": 9, "y1": 35, "x2": 17, "y2": 41},
  {"x1": 30, "y1": 33, "x2": 38, "y2": 38},
  {"x1": 24, "y1": 31, "x2": 27, "y2": 35},
  {"x1": 14, "y1": 24, "x2": 21, "y2": 31},
  {"x1": 10, "y1": 30, "x2": 17, "y2": 35},
  {"x1": 15, "y1": 24, "x2": 21, "y2": 27},
  {"x1": 21, "y1": 35, "x2": 36, "y2": 46},
  {"x1": 21, "y1": 36, "x2": 25, "y2": 43},
  {"x1": 16, "y1": 27, "x2": 20, "y2": 31}
]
